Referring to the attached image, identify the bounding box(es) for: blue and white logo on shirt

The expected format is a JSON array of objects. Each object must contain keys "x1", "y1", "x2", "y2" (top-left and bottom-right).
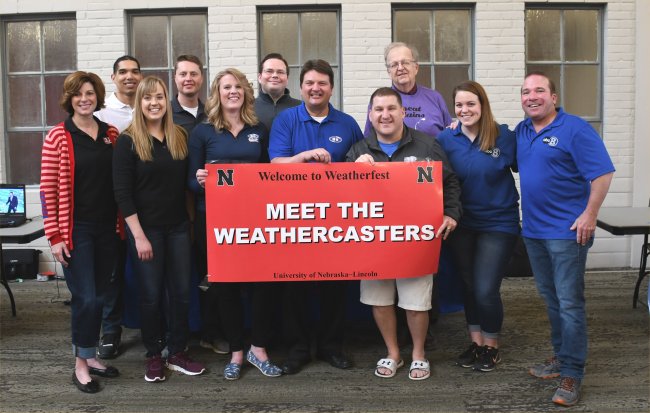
[
  {"x1": 329, "y1": 136, "x2": 343, "y2": 143},
  {"x1": 485, "y1": 147, "x2": 501, "y2": 158},
  {"x1": 248, "y1": 134, "x2": 260, "y2": 143},
  {"x1": 102, "y1": 136, "x2": 112, "y2": 145},
  {"x1": 542, "y1": 136, "x2": 559, "y2": 147}
]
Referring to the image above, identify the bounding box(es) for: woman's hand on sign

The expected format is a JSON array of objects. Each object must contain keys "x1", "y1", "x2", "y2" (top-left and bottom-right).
[{"x1": 196, "y1": 168, "x2": 208, "y2": 188}]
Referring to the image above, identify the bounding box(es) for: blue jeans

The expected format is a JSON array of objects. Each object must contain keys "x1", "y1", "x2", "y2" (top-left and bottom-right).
[
  {"x1": 101, "y1": 237, "x2": 126, "y2": 336},
  {"x1": 126, "y1": 221, "x2": 191, "y2": 357},
  {"x1": 448, "y1": 228, "x2": 518, "y2": 337},
  {"x1": 63, "y1": 221, "x2": 117, "y2": 359},
  {"x1": 523, "y1": 237, "x2": 593, "y2": 379}
]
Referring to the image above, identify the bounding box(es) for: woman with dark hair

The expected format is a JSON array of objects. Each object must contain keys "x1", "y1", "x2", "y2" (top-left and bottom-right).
[
  {"x1": 436, "y1": 80, "x2": 520, "y2": 372},
  {"x1": 40, "y1": 71, "x2": 121, "y2": 393},
  {"x1": 191, "y1": 68, "x2": 282, "y2": 380},
  {"x1": 113, "y1": 76, "x2": 205, "y2": 383}
]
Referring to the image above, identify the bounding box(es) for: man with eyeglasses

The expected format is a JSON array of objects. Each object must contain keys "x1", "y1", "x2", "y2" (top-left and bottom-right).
[
  {"x1": 255, "y1": 53, "x2": 301, "y2": 130},
  {"x1": 365, "y1": 42, "x2": 452, "y2": 139}
]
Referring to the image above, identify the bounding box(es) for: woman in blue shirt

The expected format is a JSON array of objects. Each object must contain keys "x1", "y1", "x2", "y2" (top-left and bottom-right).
[
  {"x1": 436, "y1": 81, "x2": 520, "y2": 372},
  {"x1": 190, "y1": 68, "x2": 282, "y2": 380}
]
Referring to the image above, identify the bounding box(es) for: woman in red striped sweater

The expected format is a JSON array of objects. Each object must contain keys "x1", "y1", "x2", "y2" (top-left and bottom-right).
[{"x1": 40, "y1": 71, "x2": 122, "y2": 393}]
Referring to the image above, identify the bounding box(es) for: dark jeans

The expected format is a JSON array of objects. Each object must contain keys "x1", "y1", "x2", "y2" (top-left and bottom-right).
[
  {"x1": 127, "y1": 221, "x2": 191, "y2": 357},
  {"x1": 216, "y1": 282, "x2": 279, "y2": 352},
  {"x1": 63, "y1": 220, "x2": 117, "y2": 359},
  {"x1": 101, "y1": 237, "x2": 127, "y2": 336},
  {"x1": 194, "y1": 211, "x2": 223, "y2": 342},
  {"x1": 448, "y1": 227, "x2": 518, "y2": 337},
  {"x1": 283, "y1": 281, "x2": 346, "y2": 360}
]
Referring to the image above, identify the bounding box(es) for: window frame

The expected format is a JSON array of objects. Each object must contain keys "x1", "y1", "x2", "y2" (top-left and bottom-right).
[
  {"x1": 391, "y1": 4, "x2": 475, "y2": 86},
  {"x1": 127, "y1": 8, "x2": 209, "y2": 101},
  {"x1": 391, "y1": 3, "x2": 475, "y2": 114},
  {"x1": 525, "y1": 5, "x2": 604, "y2": 129},
  {"x1": 1, "y1": 13, "x2": 77, "y2": 183},
  {"x1": 257, "y1": 5, "x2": 342, "y2": 108}
]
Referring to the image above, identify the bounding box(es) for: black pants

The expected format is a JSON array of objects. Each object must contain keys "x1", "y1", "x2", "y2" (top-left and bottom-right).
[
  {"x1": 216, "y1": 282, "x2": 279, "y2": 352},
  {"x1": 194, "y1": 212, "x2": 223, "y2": 342},
  {"x1": 283, "y1": 281, "x2": 346, "y2": 360}
]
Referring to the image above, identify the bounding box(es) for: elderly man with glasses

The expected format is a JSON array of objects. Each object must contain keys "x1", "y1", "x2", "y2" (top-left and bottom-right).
[{"x1": 364, "y1": 42, "x2": 452, "y2": 139}]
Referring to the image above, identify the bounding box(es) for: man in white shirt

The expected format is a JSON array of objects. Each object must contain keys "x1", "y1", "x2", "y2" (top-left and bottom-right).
[
  {"x1": 95, "y1": 55, "x2": 142, "y2": 359},
  {"x1": 95, "y1": 55, "x2": 143, "y2": 132}
]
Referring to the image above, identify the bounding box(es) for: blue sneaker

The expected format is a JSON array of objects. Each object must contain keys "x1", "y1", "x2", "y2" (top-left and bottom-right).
[{"x1": 247, "y1": 350, "x2": 283, "y2": 377}]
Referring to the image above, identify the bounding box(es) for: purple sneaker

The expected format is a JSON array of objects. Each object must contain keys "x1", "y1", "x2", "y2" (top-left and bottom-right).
[
  {"x1": 166, "y1": 352, "x2": 206, "y2": 376},
  {"x1": 145, "y1": 354, "x2": 166, "y2": 382}
]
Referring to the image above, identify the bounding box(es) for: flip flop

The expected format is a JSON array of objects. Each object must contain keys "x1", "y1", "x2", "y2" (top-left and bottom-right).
[
  {"x1": 374, "y1": 358, "x2": 404, "y2": 378},
  {"x1": 409, "y1": 359, "x2": 431, "y2": 381}
]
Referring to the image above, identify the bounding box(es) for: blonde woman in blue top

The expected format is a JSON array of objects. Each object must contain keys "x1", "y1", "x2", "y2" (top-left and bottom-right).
[{"x1": 436, "y1": 81, "x2": 519, "y2": 372}]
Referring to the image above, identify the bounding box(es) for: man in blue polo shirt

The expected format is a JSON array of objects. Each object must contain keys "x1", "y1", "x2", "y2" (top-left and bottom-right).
[
  {"x1": 516, "y1": 72, "x2": 614, "y2": 407},
  {"x1": 269, "y1": 59, "x2": 363, "y2": 374}
]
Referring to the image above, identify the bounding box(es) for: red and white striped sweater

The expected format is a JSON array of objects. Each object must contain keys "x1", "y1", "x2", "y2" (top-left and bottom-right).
[{"x1": 39, "y1": 121, "x2": 120, "y2": 249}]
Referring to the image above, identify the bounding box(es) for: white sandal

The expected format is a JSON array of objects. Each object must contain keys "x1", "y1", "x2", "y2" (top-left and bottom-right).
[
  {"x1": 374, "y1": 358, "x2": 404, "y2": 378},
  {"x1": 409, "y1": 359, "x2": 431, "y2": 380}
]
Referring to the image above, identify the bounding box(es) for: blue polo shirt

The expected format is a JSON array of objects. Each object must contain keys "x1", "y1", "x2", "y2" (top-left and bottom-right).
[
  {"x1": 515, "y1": 108, "x2": 615, "y2": 239},
  {"x1": 269, "y1": 103, "x2": 363, "y2": 162},
  {"x1": 437, "y1": 123, "x2": 520, "y2": 234}
]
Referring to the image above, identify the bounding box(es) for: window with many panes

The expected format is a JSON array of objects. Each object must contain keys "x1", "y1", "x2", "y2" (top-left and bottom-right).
[
  {"x1": 525, "y1": 6, "x2": 603, "y2": 133},
  {"x1": 128, "y1": 10, "x2": 208, "y2": 101},
  {"x1": 392, "y1": 6, "x2": 473, "y2": 114},
  {"x1": 1, "y1": 16, "x2": 76, "y2": 184},
  {"x1": 258, "y1": 7, "x2": 341, "y2": 108}
]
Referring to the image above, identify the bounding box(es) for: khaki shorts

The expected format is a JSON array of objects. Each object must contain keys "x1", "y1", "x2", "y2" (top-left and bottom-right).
[{"x1": 360, "y1": 274, "x2": 433, "y2": 311}]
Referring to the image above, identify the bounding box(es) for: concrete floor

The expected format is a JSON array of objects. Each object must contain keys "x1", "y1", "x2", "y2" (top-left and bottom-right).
[{"x1": 0, "y1": 271, "x2": 648, "y2": 413}]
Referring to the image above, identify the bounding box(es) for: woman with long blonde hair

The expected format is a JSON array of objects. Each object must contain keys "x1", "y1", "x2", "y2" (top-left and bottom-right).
[
  {"x1": 113, "y1": 76, "x2": 205, "y2": 383},
  {"x1": 191, "y1": 68, "x2": 282, "y2": 380}
]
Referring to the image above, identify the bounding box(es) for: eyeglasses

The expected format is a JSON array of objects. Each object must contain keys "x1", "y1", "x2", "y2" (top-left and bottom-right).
[
  {"x1": 387, "y1": 60, "x2": 416, "y2": 71},
  {"x1": 262, "y1": 69, "x2": 287, "y2": 76}
]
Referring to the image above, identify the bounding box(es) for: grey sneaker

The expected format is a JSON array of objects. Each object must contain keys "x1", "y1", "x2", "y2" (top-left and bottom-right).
[
  {"x1": 455, "y1": 342, "x2": 479, "y2": 368},
  {"x1": 200, "y1": 338, "x2": 230, "y2": 355},
  {"x1": 552, "y1": 376, "x2": 581, "y2": 406},
  {"x1": 529, "y1": 356, "x2": 561, "y2": 379}
]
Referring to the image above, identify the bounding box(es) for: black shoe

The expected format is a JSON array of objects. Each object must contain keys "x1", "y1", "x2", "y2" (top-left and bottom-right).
[
  {"x1": 456, "y1": 342, "x2": 479, "y2": 368},
  {"x1": 98, "y1": 333, "x2": 121, "y2": 359},
  {"x1": 72, "y1": 372, "x2": 100, "y2": 393},
  {"x1": 473, "y1": 346, "x2": 501, "y2": 372},
  {"x1": 281, "y1": 357, "x2": 309, "y2": 375},
  {"x1": 317, "y1": 352, "x2": 352, "y2": 370},
  {"x1": 88, "y1": 365, "x2": 120, "y2": 378}
]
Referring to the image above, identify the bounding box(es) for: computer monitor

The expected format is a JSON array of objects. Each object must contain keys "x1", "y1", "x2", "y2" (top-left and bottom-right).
[{"x1": 0, "y1": 184, "x2": 27, "y2": 227}]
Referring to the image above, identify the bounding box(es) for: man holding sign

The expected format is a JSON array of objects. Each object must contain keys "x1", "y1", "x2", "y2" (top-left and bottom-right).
[
  {"x1": 269, "y1": 59, "x2": 363, "y2": 374},
  {"x1": 346, "y1": 87, "x2": 461, "y2": 380}
]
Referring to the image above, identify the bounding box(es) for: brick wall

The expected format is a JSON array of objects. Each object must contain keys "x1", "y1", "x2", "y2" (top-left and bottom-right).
[{"x1": 0, "y1": 0, "x2": 642, "y2": 271}]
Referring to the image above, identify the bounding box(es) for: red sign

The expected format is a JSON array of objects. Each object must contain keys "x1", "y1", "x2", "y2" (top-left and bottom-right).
[{"x1": 205, "y1": 162, "x2": 443, "y2": 282}]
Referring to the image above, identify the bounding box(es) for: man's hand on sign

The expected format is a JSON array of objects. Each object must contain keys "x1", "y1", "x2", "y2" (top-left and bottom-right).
[
  {"x1": 196, "y1": 168, "x2": 208, "y2": 188},
  {"x1": 354, "y1": 154, "x2": 376, "y2": 165},
  {"x1": 301, "y1": 148, "x2": 331, "y2": 164},
  {"x1": 436, "y1": 215, "x2": 457, "y2": 240}
]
